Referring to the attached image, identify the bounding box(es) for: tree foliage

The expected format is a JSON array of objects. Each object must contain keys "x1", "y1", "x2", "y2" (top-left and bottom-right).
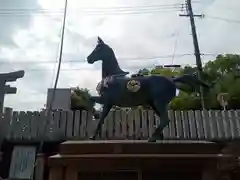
[
  {"x1": 71, "y1": 87, "x2": 95, "y2": 111},
  {"x1": 139, "y1": 54, "x2": 240, "y2": 110},
  {"x1": 202, "y1": 54, "x2": 240, "y2": 109},
  {"x1": 71, "y1": 54, "x2": 240, "y2": 111}
]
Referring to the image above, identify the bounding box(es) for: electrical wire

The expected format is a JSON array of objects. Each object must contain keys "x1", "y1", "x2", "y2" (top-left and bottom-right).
[
  {"x1": 82, "y1": 3, "x2": 184, "y2": 9},
  {"x1": 50, "y1": 27, "x2": 64, "y2": 87},
  {"x1": 29, "y1": 1, "x2": 68, "y2": 180},
  {"x1": 37, "y1": 0, "x2": 67, "y2": 164},
  {"x1": 81, "y1": 9, "x2": 181, "y2": 16},
  {"x1": 0, "y1": 53, "x2": 222, "y2": 73},
  {"x1": 0, "y1": 4, "x2": 184, "y2": 16},
  {"x1": 0, "y1": 4, "x2": 183, "y2": 12},
  {"x1": 2, "y1": 62, "x2": 214, "y2": 73},
  {"x1": 0, "y1": 53, "x2": 221, "y2": 65},
  {"x1": 40, "y1": 0, "x2": 67, "y2": 146},
  {"x1": 0, "y1": 9, "x2": 181, "y2": 16},
  {"x1": 206, "y1": 15, "x2": 240, "y2": 24},
  {"x1": 171, "y1": 19, "x2": 181, "y2": 66}
]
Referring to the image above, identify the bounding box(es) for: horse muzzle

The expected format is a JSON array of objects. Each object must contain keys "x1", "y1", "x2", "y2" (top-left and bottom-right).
[{"x1": 87, "y1": 57, "x2": 94, "y2": 64}]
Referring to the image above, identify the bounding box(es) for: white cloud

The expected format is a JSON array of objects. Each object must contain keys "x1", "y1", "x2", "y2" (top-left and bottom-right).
[
  {"x1": 0, "y1": 0, "x2": 40, "y2": 46},
  {"x1": 1, "y1": 0, "x2": 240, "y2": 110}
]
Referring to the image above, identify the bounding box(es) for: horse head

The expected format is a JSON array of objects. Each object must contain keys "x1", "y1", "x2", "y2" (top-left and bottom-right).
[
  {"x1": 87, "y1": 37, "x2": 129, "y2": 79},
  {"x1": 87, "y1": 37, "x2": 114, "y2": 64}
]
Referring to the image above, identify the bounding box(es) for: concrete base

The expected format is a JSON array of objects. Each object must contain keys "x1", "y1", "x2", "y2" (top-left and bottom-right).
[{"x1": 48, "y1": 140, "x2": 232, "y2": 180}]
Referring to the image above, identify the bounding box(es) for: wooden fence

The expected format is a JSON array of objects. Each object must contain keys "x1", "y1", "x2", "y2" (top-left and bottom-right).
[{"x1": 0, "y1": 109, "x2": 240, "y2": 141}]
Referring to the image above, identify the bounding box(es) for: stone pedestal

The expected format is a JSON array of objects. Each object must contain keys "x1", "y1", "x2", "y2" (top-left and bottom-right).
[
  {"x1": 0, "y1": 151, "x2": 2, "y2": 162},
  {"x1": 48, "y1": 140, "x2": 231, "y2": 180}
]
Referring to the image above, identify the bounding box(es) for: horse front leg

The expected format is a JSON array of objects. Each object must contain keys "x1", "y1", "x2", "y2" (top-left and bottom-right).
[
  {"x1": 90, "y1": 104, "x2": 112, "y2": 140},
  {"x1": 90, "y1": 96, "x2": 104, "y2": 104}
]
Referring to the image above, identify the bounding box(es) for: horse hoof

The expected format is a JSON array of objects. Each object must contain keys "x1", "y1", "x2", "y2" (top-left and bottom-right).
[
  {"x1": 148, "y1": 138, "x2": 156, "y2": 142},
  {"x1": 148, "y1": 135, "x2": 157, "y2": 142},
  {"x1": 159, "y1": 133, "x2": 164, "y2": 140},
  {"x1": 148, "y1": 132, "x2": 164, "y2": 142},
  {"x1": 89, "y1": 136, "x2": 96, "y2": 140}
]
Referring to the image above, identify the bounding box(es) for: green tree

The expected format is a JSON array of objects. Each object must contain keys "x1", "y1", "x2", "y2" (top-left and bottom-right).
[
  {"x1": 150, "y1": 66, "x2": 181, "y2": 77},
  {"x1": 138, "y1": 66, "x2": 193, "y2": 110},
  {"x1": 71, "y1": 87, "x2": 95, "y2": 111},
  {"x1": 203, "y1": 54, "x2": 240, "y2": 109},
  {"x1": 71, "y1": 54, "x2": 240, "y2": 112},
  {"x1": 181, "y1": 65, "x2": 198, "y2": 74},
  {"x1": 139, "y1": 54, "x2": 240, "y2": 110},
  {"x1": 204, "y1": 54, "x2": 240, "y2": 81},
  {"x1": 138, "y1": 68, "x2": 150, "y2": 75},
  {"x1": 169, "y1": 91, "x2": 201, "y2": 110}
]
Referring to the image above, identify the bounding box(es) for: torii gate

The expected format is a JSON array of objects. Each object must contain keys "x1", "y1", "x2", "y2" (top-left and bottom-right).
[{"x1": 0, "y1": 70, "x2": 25, "y2": 117}]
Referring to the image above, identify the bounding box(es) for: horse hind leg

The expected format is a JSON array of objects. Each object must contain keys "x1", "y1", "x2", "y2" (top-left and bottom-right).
[{"x1": 148, "y1": 100, "x2": 170, "y2": 142}]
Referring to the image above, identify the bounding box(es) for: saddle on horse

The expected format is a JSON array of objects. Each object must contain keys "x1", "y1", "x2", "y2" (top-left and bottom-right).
[
  {"x1": 96, "y1": 73, "x2": 129, "y2": 95},
  {"x1": 96, "y1": 73, "x2": 145, "y2": 95}
]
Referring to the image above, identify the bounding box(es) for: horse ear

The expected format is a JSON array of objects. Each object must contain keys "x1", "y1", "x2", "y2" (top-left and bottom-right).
[{"x1": 97, "y1": 36, "x2": 104, "y2": 44}]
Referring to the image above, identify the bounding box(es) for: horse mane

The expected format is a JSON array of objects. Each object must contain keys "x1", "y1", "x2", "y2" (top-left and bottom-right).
[{"x1": 101, "y1": 45, "x2": 129, "y2": 79}]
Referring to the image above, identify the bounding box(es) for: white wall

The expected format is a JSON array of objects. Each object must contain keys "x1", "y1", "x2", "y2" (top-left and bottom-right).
[{"x1": 46, "y1": 88, "x2": 71, "y2": 110}]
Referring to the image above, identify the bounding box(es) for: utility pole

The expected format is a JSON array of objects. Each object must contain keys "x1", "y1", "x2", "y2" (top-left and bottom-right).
[{"x1": 179, "y1": 0, "x2": 205, "y2": 109}]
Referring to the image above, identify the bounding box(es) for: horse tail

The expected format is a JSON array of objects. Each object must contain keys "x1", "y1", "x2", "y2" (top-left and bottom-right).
[{"x1": 172, "y1": 74, "x2": 211, "y2": 89}]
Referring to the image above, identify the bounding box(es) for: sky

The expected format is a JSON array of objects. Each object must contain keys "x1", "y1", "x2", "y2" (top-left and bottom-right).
[{"x1": 1, "y1": 0, "x2": 240, "y2": 111}]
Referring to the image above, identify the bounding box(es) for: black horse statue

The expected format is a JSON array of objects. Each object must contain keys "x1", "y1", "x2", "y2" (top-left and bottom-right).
[{"x1": 87, "y1": 37, "x2": 211, "y2": 142}]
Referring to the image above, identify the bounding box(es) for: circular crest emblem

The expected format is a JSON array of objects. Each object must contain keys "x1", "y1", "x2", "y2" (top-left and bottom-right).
[{"x1": 126, "y1": 80, "x2": 141, "y2": 92}]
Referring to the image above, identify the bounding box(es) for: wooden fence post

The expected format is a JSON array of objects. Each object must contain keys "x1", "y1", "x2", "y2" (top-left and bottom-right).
[
  {"x1": 0, "y1": 107, "x2": 12, "y2": 162},
  {"x1": 34, "y1": 153, "x2": 46, "y2": 180},
  {"x1": 0, "y1": 109, "x2": 240, "y2": 141}
]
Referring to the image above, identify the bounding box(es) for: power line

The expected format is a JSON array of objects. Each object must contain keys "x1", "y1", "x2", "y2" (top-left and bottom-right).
[
  {"x1": 0, "y1": 9, "x2": 63, "y2": 16},
  {"x1": 47, "y1": 0, "x2": 68, "y2": 111},
  {"x1": 0, "y1": 9, "x2": 181, "y2": 16},
  {"x1": 0, "y1": 53, "x2": 220, "y2": 65},
  {"x1": 83, "y1": 9, "x2": 181, "y2": 16},
  {"x1": 3, "y1": 61, "x2": 213, "y2": 72},
  {"x1": 0, "y1": 6, "x2": 182, "y2": 12},
  {"x1": 0, "y1": 4, "x2": 183, "y2": 12},
  {"x1": 84, "y1": 4, "x2": 184, "y2": 9},
  {"x1": 206, "y1": 15, "x2": 240, "y2": 24},
  {"x1": 0, "y1": 4, "x2": 184, "y2": 16},
  {"x1": 171, "y1": 16, "x2": 182, "y2": 66},
  {"x1": 38, "y1": 0, "x2": 68, "y2": 156},
  {"x1": 81, "y1": 6, "x2": 182, "y2": 12},
  {"x1": 50, "y1": 26, "x2": 64, "y2": 87}
]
